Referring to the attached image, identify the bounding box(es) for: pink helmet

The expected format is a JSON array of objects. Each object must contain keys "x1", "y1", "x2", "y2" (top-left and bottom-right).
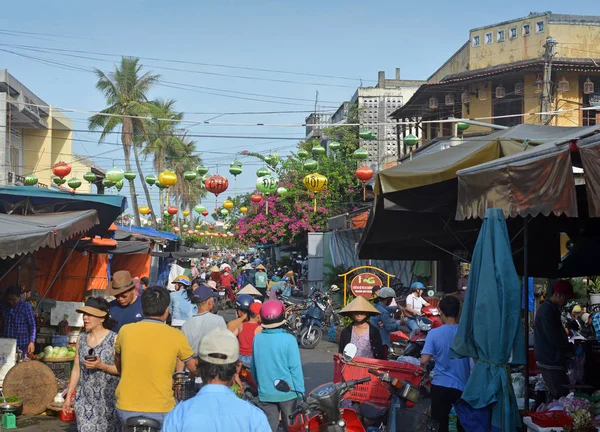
[{"x1": 260, "y1": 300, "x2": 286, "y2": 329}]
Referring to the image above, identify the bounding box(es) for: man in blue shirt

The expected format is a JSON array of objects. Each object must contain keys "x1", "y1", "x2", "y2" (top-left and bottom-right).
[
  {"x1": 370, "y1": 287, "x2": 401, "y2": 358},
  {"x1": 421, "y1": 295, "x2": 470, "y2": 432},
  {"x1": 108, "y1": 271, "x2": 144, "y2": 333},
  {"x1": 162, "y1": 328, "x2": 269, "y2": 431}
]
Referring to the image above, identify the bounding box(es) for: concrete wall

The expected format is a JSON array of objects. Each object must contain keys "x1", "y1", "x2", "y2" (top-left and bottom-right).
[{"x1": 549, "y1": 23, "x2": 600, "y2": 58}]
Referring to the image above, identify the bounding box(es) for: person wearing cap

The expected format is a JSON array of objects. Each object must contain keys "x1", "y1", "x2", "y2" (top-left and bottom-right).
[
  {"x1": 108, "y1": 270, "x2": 144, "y2": 333},
  {"x1": 169, "y1": 275, "x2": 198, "y2": 327},
  {"x1": 371, "y1": 287, "x2": 403, "y2": 358},
  {"x1": 209, "y1": 265, "x2": 221, "y2": 285},
  {"x1": 566, "y1": 304, "x2": 584, "y2": 335},
  {"x1": 254, "y1": 264, "x2": 268, "y2": 299},
  {"x1": 162, "y1": 328, "x2": 270, "y2": 431},
  {"x1": 233, "y1": 302, "x2": 263, "y2": 364},
  {"x1": 405, "y1": 282, "x2": 430, "y2": 333},
  {"x1": 63, "y1": 297, "x2": 120, "y2": 431},
  {"x1": 181, "y1": 285, "x2": 227, "y2": 358},
  {"x1": 114, "y1": 286, "x2": 196, "y2": 427},
  {"x1": 534, "y1": 279, "x2": 576, "y2": 400},
  {"x1": 338, "y1": 296, "x2": 384, "y2": 359}
]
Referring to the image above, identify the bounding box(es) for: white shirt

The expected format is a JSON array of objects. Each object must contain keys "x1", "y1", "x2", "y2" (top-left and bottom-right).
[{"x1": 406, "y1": 293, "x2": 427, "y2": 314}]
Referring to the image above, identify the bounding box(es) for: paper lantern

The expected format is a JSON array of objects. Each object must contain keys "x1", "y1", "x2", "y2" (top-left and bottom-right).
[
  {"x1": 355, "y1": 166, "x2": 374, "y2": 201},
  {"x1": 145, "y1": 175, "x2": 157, "y2": 186},
  {"x1": 164, "y1": 210, "x2": 170, "y2": 217},
  {"x1": 183, "y1": 224, "x2": 189, "y2": 230},
  {"x1": 229, "y1": 161, "x2": 242, "y2": 177},
  {"x1": 265, "y1": 153, "x2": 279, "y2": 167},
  {"x1": 115, "y1": 179, "x2": 124, "y2": 192},
  {"x1": 303, "y1": 159, "x2": 318, "y2": 171},
  {"x1": 312, "y1": 143, "x2": 326, "y2": 156},
  {"x1": 352, "y1": 148, "x2": 369, "y2": 160},
  {"x1": 256, "y1": 176, "x2": 278, "y2": 194},
  {"x1": 196, "y1": 165, "x2": 209, "y2": 176},
  {"x1": 404, "y1": 134, "x2": 419, "y2": 148},
  {"x1": 155, "y1": 182, "x2": 167, "y2": 189},
  {"x1": 221, "y1": 209, "x2": 229, "y2": 216},
  {"x1": 52, "y1": 161, "x2": 71, "y2": 179},
  {"x1": 188, "y1": 230, "x2": 194, "y2": 235},
  {"x1": 251, "y1": 194, "x2": 263, "y2": 203},
  {"x1": 277, "y1": 186, "x2": 288, "y2": 196},
  {"x1": 158, "y1": 169, "x2": 177, "y2": 187},
  {"x1": 201, "y1": 210, "x2": 209, "y2": 217},
  {"x1": 53, "y1": 176, "x2": 66, "y2": 186},
  {"x1": 184, "y1": 171, "x2": 197, "y2": 181},
  {"x1": 297, "y1": 149, "x2": 309, "y2": 160},
  {"x1": 228, "y1": 233, "x2": 234, "y2": 238},
  {"x1": 199, "y1": 232, "x2": 205, "y2": 237},
  {"x1": 223, "y1": 200, "x2": 234, "y2": 210},
  {"x1": 67, "y1": 178, "x2": 82, "y2": 191},
  {"x1": 139, "y1": 206, "x2": 151, "y2": 215},
  {"x1": 209, "y1": 225, "x2": 215, "y2": 230},
  {"x1": 204, "y1": 175, "x2": 229, "y2": 196},
  {"x1": 359, "y1": 130, "x2": 376, "y2": 140},
  {"x1": 167, "y1": 206, "x2": 178, "y2": 216},
  {"x1": 457, "y1": 122, "x2": 470, "y2": 133},
  {"x1": 182, "y1": 209, "x2": 190, "y2": 217},
  {"x1": 83, "y1": 172, "x2": 97, "y2": 183},
  {"x1": 303, "y1": 173, "x2": 328, "y2": 212},
  {"x1": 124, "y1": 171, "x2": 136, "y2": 181},
  {"x1": 24, "y1": 174, "x2": 38, "y2": 186},
  {"x1": 194, "y1": 204, "x2": 206, "y2": 214},
  {"x1": 196, "y1": 225, "x2": 201, "y2": 230},
  {"x1": 106, "y1": 166, "x2": 125, "y2": 183},
  {"x1": 256, "y1": 167, "x2": 270, "y2": 178},
  {"x1": 240, "y1": 206, "x2": 248, "y2": 214},
  {"x1": 329, "y1": 141, "x2": 341, "y2": 151},
  {"x1": 102, "y1": 178, "x2": 114, "y2": 188},
  {"x1": 174, "y1": 227, "x2": 180, "y2": 233}
]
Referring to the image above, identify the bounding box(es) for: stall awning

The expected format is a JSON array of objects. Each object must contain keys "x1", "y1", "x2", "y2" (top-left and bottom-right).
[
  {"x1": 0, "y1": 210, "x2": 99, "y2": 259},
  {"x1": 151, "y1": 246, "x2": 209, "y2": 259},
  {"x1": 115, "y1": 226, "x2": 180, "y2": 243}
]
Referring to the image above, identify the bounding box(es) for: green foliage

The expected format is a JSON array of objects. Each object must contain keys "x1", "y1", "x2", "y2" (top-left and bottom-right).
[
  {"x1": 324, "y1": 264, "x2": 350, "y2": 288},
  {"x1": 277, "y1": 255, "x2": 292, "y2": 268}
]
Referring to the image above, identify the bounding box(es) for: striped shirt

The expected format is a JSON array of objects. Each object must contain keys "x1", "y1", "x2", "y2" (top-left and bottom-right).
[{"x1": 0, "y1": 301, "x2": 36, "y2": 349}]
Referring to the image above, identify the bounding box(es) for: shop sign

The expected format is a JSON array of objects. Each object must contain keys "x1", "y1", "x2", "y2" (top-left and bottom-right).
[
  {"x1": 589, "y1": 92, "x2": 600, "y2": 108},
  {"x1": 350, "y1": 272, "x2": 383, "y2": 298}
]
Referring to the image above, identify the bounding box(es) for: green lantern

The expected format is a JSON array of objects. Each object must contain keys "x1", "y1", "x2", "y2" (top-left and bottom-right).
[
  {"x1": 182, "y1": 224, "x2": 189, "y2": 230},
  {"x1": 184, "y1": 171, "x2": 197, "y2": 181},
  {"x1": 256, "y1": 167, "x2": 270, "y2": 178},
  {"x1": 124, "y1": 171, "x2": 136, "y2": 181},
  {"x1": 329, "y1": 141, "x2": 341, "y2": 151},
  {"x1": 24, "y1": 174, "x2": 38, "y2": 186},
  {"x1": 297, "y1": 149, "x2": 309, "y2": 160},
  {"x1": 352, "y1": 148, "x2": 369, "y2": 160},
  {"x1": 266, "y1": 153, "x2": 279, "y2": 167},
  {"x1": 220, "y1": 209, "x2": 229, "y2": 216},
  {"x1": 457, "y1": 122, "x2": 470, "y2": 132},
  {"x1": 164, "y1": 210, "x2": 170, "y2": 217},
  {"x1": 231, "y1": 160, "x2": 242, "y2": 167},
  {"x1": 312, "y1": 143, "x2": 326, "y2": 156},
  {"x1": 303, "y1": 159, "x2": 318, "y2": 171},
  {"x1": 256, "y1": 175, "x2": 279, "y2": 195},
  {"x1": 53, "y1": 176, "x2": 66, "y2": 186},
  {"x1": 155, "y1": 182, "x2": 167, "y2": 189},
  {"x1": 194, "y1": 204, "x2": 206, "y2": 214},
  {"x1": 102, "y1": 178, "x2": 115, "y2": 188},
  {"x1": 106, "y1": 166, "x2": 125, "y2": 183},
  {"x1": 229, "y1": 165, "x2": 242, "y2": 177},
  {"x1": 196, "y1": 165, "x2": 209, "y2": 176},
  {"x1": 359, "y1": 130, "x2": 376, "y2": 140},
  {"x1": 145, "y1": 175, "x2": 157, "y2": 186},
  {"x1": 115, "y1": 179, "x2": 124, "y2": 192},
  {"x1": 67, "y1": 178, "x2": 82, "y2": 190},
  {"x1": 277, "y1": 186, "x2": 288, "y2": 196},
  {"x1": 83, "y1": 172, "x2": 97, "y2": 183},
  {"x1": 404, "y1": 134, "x2": 419, "y2": 148}
]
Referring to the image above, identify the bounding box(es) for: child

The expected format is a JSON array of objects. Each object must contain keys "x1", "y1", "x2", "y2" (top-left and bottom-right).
[{"x1": 233, "y1": 302, "x2": 262, "y2": 364}]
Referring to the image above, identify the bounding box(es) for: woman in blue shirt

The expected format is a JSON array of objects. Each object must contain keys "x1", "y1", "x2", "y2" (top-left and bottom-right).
[{"x1": 169, "y1": 276, "x2": 198, "y2": 326}]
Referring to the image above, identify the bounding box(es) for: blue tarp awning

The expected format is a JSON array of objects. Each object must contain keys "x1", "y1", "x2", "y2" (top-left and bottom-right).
[{"x1": 115, "y1": 225, "x2": 180, "y2": 242}]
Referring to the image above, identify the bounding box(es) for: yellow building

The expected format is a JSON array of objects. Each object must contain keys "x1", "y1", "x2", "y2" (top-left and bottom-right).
[
  {"x1": 392, "y1": 12, "x2": 600, "y2": 147},
  {"x1": 1, "y1": 70, "x2": 104, "y2": 193}
]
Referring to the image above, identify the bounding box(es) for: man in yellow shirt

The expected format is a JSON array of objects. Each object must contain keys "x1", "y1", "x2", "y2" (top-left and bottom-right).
[{"x1": 114, "y1": 286, "x2": 197, "y2": 428}]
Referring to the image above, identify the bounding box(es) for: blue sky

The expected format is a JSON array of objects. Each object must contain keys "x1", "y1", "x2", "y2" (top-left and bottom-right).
[{"x1": 2, "y1": 0, "x2": 599, "y2": 213}]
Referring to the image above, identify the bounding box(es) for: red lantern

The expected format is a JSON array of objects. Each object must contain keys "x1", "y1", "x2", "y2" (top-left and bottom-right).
[
  {"x1": 167, "y1": 206, "x2": 178, "y2": 215},
  {"x1": 188, "y1": 230, "x2": 194, "y2": 235},
  {"x1": 209, "y1": 225, "x2": 215, "y2": 230},
  {"x1": 205, "y1": 174, "x2": 229, "y2": 210},
  {"x1": 201, "y1": 210, "x2": 209, "y2": 217},
  {"x1": 221, "y1": 233, "x2": 227, "y2": 238},
  {"x1": 52, "y1": 161, "x2": 72, "y2": 179},
  {"x1": 199, "y1": 232, "x2": 205, "y2": 237},
  {"x1": 355, "y1": 165, "x2": 374, "y2": 201},
  {"x1": 174, "y1": 227, "x2": 180, "y2": 233},
  {"x1": 251, "y1": 194, "x2": 263, "y2": 203}
]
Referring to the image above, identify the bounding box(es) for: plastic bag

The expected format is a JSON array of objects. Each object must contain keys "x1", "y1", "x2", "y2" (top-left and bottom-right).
[
  {"x1": 511, "y1": 373, "x2": 525, "y2": 398},
  {"x1": 328, "y1": 324, "x2": 336, "y2": 343}
]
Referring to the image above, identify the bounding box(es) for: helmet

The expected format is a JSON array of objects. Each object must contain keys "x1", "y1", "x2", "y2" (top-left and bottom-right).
[
  {"x1": 220, "y1": 263, "x2": 231, "y2": 272},
  {"x1": 173, "y1": 275, "x2": 191, "y2": 286},
  {"x1": 411, "y1": 282, "x2": 425, "y2": 291},
  {"x1": 572, "y1": 305, "x2": 582, "y2": 316},
  {"x1": 378, "y1": 287, "x2": 396, "y2": 299},
  {"x1": 260, "y1": 300, "x2": 286, "y2": 329},
  {"x1": 235, "y1": 294, "x2": 255, "y2": 311}
]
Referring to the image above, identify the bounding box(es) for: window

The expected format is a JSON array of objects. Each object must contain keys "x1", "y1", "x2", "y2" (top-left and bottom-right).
[
  {"x1": 484, "y1": 32, "x2": 493, "y2": 45},
  {"x1": 582, "y1": 77, "x2": 600, "y2": 126},
  {"x1": 497, "y1": 29, "x2": 506, "y2": 42},
  {"x1": 509, "y1": 27, "x2": 517, "y2": 39},
  {"x1": 522, "y1": 23, "x2": 531, "y2": 36},
  {"x1": 536, "y1": 20, "x2": 545, "y2": 33},
  {"x1": 492, "y1": 78, "x2": 524, "y2": 127},
  {"x1": 472, "y1": 35, "x2": 480, "y2": 47}
]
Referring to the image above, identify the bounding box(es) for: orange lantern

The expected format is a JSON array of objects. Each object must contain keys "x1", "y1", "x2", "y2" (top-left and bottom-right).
[
  {"x1": 174, "y1": 227, "x2": 180, "y2": 233},
  {"x1": 205, "y1": 174, "x2": 229, "y2": 210},
  {"x1": 52, "y1": 161, "x2": 72, "y2": 179},
  {"x1": 167, "y1": 206, "x2": 178, "y2": 216},
  {"x1": 355, "y1": 166, "x2": 374, "y2": 201},
  {"x1": 251, "y1": 194, "x2": 262, "y2": 204},
  {"x1": 209, "y1": 225, "x2": 215, "y2": 230},
  {"x1": 187, "y1": 230, "x2": 194, "y2": 235}
]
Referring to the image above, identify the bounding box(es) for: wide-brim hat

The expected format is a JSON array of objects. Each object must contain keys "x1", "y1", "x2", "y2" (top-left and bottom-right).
[
  {"x1": 238, "y1": 284, "x2": 262, "y2": 297},
  {"x1": 340, "y1": 296, "x2": 380, "y2": 316},
  {"x1": 242, "y1": 264, "x2": 254, "y2": 271},
  {"x1": 107, "y1": 270, "x2": 135, "y2": 296},
  {"x1": 209, "y1": 266, "x2": 220, "y2": 273},
  {"x1": 76, "y1": 298, "x2": 108, "y2": 318},
  {"x1": 256, "y1": 264, "x2": 266, "y2": 271}
]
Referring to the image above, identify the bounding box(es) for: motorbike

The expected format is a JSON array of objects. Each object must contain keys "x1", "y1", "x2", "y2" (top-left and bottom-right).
[
  {"x1": 125, "y1": 417, "x2": 161, "y2": 432},
  {"x1": 387, "y1": 329, "x2": 411, "y2": 360},
  {"x1": 298, "y1": 294, "x2": 326, "y2": 349},
  {"x1": 403, "y1": 306, "x2": 442, "y2": 358},
  {"x1": 215, "y1": 285, "x2": 235, "y2": 310}
]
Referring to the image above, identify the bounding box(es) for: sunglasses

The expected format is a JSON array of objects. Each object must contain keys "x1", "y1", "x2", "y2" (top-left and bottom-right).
[{"x1": 115, "y1": 290, "x2": 133, "y2": 299}]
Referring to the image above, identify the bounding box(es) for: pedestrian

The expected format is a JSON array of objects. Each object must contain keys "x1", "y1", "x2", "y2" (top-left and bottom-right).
[
  {"x1": 370, "y1": 287, "x2": 402, "y2": 359},
  {"x1": 405, "y1": 282, "x2": 430, "y2": 332},
  {"x1": 218, "y1": 265, "x2": 237, "y2": 303},
  {"x1": 233, "y1": 301, "x2": 262, "y2": 364},
  {"x1": 420, "y1": 295, "x2": 471, "y2": 432},
  {"x1": 237, "y1": 284, "x2": 263, "y2": 303},
  {"x1": 0, "y1": 286, "x2": 36, "y2": 356},
  {"x1": 254, "y1": 264, "x2": 268, "y2": 300},
  {"x1": 140, "y1": 277, "x2": 150, "y2": 291},
  {"x1": 181, "y1": 285, "x2": 227, "y2": 358},
  {"x1": 534, "y1": 279, "x2": 576, "y2": 400},
  {"x1": 338, "y1": 296, "x2": 384, "y2": 359},
  {"x1": 226, "y1": 294, "x2": 254, "y2": 333},
  {"x1": 114, "y1": 286, "x2": 197, "y2": 428},
  {"x1": 108, "y1": 271, "x2": 144, "y2": 332},
  {"x1": 169, "y1": 275, "x2": 198, "y2": 327},
  {"x1": 63, "y1": 297, "x2": 120, "y2": 432},
  {"x1": 252, "y1": 300, "x2": 304, "y2": 432},
  {"x1": 162, "y1": 328, "x2": 270, "y2": 431},
  {"x1": 237, "y1": 266, "x2": 252, "y2": 288}
]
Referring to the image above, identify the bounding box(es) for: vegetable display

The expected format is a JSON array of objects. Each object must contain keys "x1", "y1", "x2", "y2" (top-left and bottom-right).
[{"x1": 39, "y1": 345, "x2": 76, "y2": 359}]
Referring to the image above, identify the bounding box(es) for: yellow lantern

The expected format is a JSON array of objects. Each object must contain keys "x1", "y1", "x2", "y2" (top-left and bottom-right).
[
  {"x1": 182, "y1": 209, "x2": 190, "y2": 217},
  {"x1": 303, "y1": 172, "x2": 328, "y2": 212},
  {"x1": 158, "y1": 169, "x2": 177, "y2": 187},
  {"x1": 139, "y1": 206, "x2": 151, "y2": 215},
  {"x1": 223, "y1": 199, "x2": 234, "y2": 210},
  {"x1": 240, "y1": 206, "x2": 248, "y2": 214},
  {"x1": 196, "y1": 225, "x2": 201, "y2": 230}
]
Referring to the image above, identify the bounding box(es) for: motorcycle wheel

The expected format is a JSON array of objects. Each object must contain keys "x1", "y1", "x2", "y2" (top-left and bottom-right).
[{"x1": 299, "y1": 326, "x2": 322, "y2": 349}]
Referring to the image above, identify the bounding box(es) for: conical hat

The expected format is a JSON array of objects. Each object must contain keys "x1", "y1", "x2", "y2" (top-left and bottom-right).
[
  {"x1": 238, "y1": 284, "x2": 262, "y2": 297},
  {"x1": 340, "y1": 296, "x2": 380, "y2": 316},
  {"x1": 209, "y1": 265, "x2": 220, "y2": 273},
  {"x1": 256, "y1": 264, "x2": 266, "y2": 271}
]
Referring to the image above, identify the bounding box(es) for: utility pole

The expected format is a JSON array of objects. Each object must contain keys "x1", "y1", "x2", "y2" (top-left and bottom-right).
[{"x1": 541, "y1": 37, "x2": 557, "y2": 125}]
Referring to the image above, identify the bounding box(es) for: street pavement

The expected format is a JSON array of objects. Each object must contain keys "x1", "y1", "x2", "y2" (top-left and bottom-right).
[{"x1": 14, "y1": 309, "x2": 339, "y2": 432}]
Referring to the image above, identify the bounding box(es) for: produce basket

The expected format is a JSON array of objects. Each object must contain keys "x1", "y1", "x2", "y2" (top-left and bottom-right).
[{"x1": 43, "y1": 357, "x2": 75, "y2": 363}]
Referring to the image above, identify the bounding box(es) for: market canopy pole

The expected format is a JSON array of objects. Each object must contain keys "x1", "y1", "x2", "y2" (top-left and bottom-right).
[{"x1": 523, "y1": 216, "x2": 530, "y2": 413}]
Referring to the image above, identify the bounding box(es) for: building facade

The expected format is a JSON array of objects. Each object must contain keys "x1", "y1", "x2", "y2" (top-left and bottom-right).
[{"x1": 392, "y1": 12, "x2": 600, "y2": 145}]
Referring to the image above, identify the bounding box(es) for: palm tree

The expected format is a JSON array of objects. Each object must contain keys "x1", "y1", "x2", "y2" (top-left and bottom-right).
[{"x1": 88, "y1": 57, "x2": 160, "y2": 226}]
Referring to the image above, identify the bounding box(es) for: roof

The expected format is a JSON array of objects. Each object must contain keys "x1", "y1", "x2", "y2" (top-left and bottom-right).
[
  {"x1": 115, "y1": 225, "x2": 180, "y2": 243},
  {"x1": 469, "y1": 12, "x2": 600, "y2": 33},
  {"x1": 0, "y1": 210, "x2": 99, "y2": 259}
]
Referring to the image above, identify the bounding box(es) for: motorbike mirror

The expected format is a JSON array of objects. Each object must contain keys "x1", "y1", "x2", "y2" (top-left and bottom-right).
[
  {"x1": 274, "y1": 379, "x2": 291, "y2": 393},
  {"x1": 343, "y1": 343, "x2": 358, "y2": 362}
]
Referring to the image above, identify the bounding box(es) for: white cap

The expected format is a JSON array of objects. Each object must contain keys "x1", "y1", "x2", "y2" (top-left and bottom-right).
[{"x1": 199, "y1": 328, "x2": 239, "y2": 365}]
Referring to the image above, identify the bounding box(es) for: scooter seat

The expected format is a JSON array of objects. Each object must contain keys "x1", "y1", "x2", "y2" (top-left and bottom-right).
[
  {"x1": 126, "y1": 416, "x2": 161, "y2": 428},
  {"x1": 360, "y1": 402, "x2": 388, "y2": 420}
]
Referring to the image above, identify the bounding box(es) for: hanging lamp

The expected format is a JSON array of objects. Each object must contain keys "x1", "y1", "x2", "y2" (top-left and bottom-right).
[
  {"x1": 558, "y1": 77, "x2": 570, "y2": 92},
  {"x1": 584, "y1": 78, "x2": 595, "y2": 95}
]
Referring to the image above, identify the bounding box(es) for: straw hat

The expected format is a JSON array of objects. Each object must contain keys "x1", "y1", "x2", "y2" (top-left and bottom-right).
[
  {"x1": 206, "y1": 280, "x2": 217, "y2": 290},
  {"x1": 238, "y1": 284, "x2": 262, "y2": 297},
  {"x1": 340, "y1": 296, "x2": 380, "y2": 316},
  {"x1": 209, "y1": 265, "x2": 220, "y2": 273},
  {"x1": 107, "y1": 270, "x2": 135, "y2": 296},
  {"x1": 256, "y1": 264, "x2": 266, "y2": 271}
]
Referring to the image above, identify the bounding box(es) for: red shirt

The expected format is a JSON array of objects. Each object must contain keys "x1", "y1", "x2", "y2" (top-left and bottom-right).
[
  {"x1": 219, "y1": 273, "x2": 236, "y2": 288},
  {"x1": 238, "y1": 322, "x2": 260, "y2": 356}
]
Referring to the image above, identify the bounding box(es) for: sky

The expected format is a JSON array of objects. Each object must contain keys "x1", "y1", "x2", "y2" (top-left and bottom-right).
[{"x1": 2, "y1": 0, "x2": 599, "y2": 214}]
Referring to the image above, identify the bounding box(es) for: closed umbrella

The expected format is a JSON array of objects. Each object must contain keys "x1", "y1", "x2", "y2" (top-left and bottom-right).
[{"x1": 450, "y1": 208, "x2": 525, "y2": 432}]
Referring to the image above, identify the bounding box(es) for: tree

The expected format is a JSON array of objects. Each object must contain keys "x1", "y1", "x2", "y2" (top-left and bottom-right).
[{"x1": 89, "y1": 57, "x2": 160, "y2": 226}]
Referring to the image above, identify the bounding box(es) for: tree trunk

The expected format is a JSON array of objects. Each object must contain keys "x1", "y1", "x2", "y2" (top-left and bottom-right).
[
  {"x1": 121, "y1": 120, "x2": 141, "y2": 226},
  {"x1": 133, "y1": 143, "x2": 157, "y2": 228}
]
